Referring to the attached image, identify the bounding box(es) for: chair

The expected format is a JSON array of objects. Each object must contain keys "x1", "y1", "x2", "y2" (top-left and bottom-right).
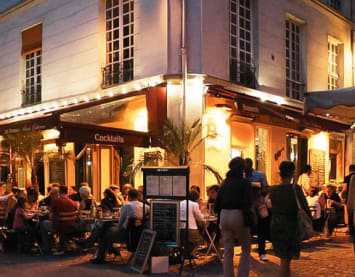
[
  {"x1": 57, "y1": 211, "x2": 79, "y2": 251},
  {"x1": 126, "y1": 217, "x2": 143, "y2": 252}
]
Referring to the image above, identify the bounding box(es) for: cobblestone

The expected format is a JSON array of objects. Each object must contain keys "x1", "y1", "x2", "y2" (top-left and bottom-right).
[{"x1": 0, "y1": 235, "x2": 354, "y2": 276}]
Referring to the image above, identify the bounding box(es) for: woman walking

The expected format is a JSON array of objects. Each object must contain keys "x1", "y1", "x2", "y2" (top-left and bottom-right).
[
  {"x1": 269, "y1": 161, "x2": 311, "y2": 277},
  {"x1": 215, "y1": 157, "x2": 253, "y2": 277}
]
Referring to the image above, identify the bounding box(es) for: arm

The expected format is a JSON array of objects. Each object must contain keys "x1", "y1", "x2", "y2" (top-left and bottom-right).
[
  {"x1": 192, "y1": 203, "x2": 204, "y2": 223},
  {"x1": 214, "y1": 182, "x2": 224, "y2": 214},
  {"x1": 118, "y1": 205, "x2": 127, "y2": 230},
  {"x1": 260, "y1": 172, "x2": 268, "y2": 188},
  {"x1": 296, "y1": 185, "x2": 311, "y2": 217}
]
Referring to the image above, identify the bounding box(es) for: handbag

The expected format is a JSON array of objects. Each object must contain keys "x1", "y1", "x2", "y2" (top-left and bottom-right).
[{"x1": 293, "y1": 184, "x2": 316, "y2": 241}]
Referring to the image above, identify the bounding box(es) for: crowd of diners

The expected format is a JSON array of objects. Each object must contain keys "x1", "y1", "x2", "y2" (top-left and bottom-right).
[{"x1": 0, "y1": 161, "x2": 354, "y2": 277}]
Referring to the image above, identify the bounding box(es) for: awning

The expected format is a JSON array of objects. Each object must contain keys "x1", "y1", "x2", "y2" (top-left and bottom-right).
[{"x1": 304, "y1": 87, "x2": 355, "y2": 126}]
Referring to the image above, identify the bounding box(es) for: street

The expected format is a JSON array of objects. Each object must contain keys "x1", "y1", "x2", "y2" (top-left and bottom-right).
[{"x1": 0, "y1": 236, "x2": 354, "y2": 277}]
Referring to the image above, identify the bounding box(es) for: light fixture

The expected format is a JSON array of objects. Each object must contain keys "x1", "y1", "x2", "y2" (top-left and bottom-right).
[
  {"x1": 326, "y1": 113, "x2": 330, "y2": 117},
  {"x1": 84, "y1": 96, "x2": 90, "y2": 102},
  {"x1": 73, "y1": 98, "x2": 78, "y2": 104},
  {"x1": 0, "y1": 115, "x2": 4, "y2": 120},
  {"x1": 122, "y1": 89, "x2": 127, "y2": 94},
  {"x1": 108, "y1": 91, "x2": 114, "y2": 97},
  {"x1": 96, "y1": 94, "x2": 101, "y2": 100},
  {"x1": 215, "y1": 104, "x2": 233, "y2": 111},
  {"x1": 62, "y1": 101, "x2": 68, "y2": 107}
]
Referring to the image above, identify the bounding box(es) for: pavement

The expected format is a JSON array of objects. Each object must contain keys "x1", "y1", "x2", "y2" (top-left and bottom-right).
[{"x1": 0, "y1": 235, "x2": 354, "y2": 277}]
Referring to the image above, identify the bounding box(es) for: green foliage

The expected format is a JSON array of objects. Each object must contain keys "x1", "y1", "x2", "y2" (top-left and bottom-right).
[
  {"x1": 159, "y1": 118, "x2": 204, "y2": 166},
  {"x1": 3, "y1": 131, "x2": 43, "y2": 165}
]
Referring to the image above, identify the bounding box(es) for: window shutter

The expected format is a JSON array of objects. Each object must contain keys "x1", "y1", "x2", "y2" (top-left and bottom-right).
[{"x1": 22, "y1": 23, "x2": 42, "y2": 54}]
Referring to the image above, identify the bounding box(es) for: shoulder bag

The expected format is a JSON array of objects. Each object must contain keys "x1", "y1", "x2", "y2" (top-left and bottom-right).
[{"x1": 292, "y1": 184, "x2": 316, "y2": 241}]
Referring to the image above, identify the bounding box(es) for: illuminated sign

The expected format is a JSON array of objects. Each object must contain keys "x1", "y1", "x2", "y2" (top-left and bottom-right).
[{"x1": 94, "y1": 133, "x2": 124, "y2": 144}]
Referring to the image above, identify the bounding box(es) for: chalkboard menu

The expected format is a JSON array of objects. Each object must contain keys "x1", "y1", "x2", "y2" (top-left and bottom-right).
[
  {"x1": 150, "y1": 200, "x2": 180, "y2": 244},
  {"x1": 49, "y1": 158, "x2": 66, "y2": 186},
  {"x1": 131, "y1": 229, "x2": 156, "y2": 274}
]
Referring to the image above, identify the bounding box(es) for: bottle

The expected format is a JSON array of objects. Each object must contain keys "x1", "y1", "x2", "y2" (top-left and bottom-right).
[{"x1": 91, "y1": 203, "x2": 96, "y2": 218}]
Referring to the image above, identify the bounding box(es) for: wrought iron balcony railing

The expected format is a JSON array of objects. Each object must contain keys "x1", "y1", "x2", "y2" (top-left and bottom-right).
[
  {"x1": 21, "y1": 88, "x2": 41, "y2": 106},
  {"x1": 102, "y1": 62, "x2": 133, "y2": 89},
  {"x1": 230, "y1": 60, "x2": 257, "y2": 89}
]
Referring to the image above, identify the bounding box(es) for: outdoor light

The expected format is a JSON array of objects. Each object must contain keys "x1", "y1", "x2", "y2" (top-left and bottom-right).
[
  {"x1": 122, "y1": 89, "x2": 127, "y2": 94},
  {"x1": 53, "y1": 103, "x2": 59, "y2": 109},
  {"x1": 108, "y1": 91, "x2": 114, "y2": 97},
  {"x1": 0, "y1": 115, "x2": 4, "y2": 120},
  {"x1": 73, "y1": 98, "x2": 79, "y2": 104},
  {"x1": 84, "y1": 96, "x2": 90, "y2": 102},
  {"x1": 62, "y1": 101, "x2": 68, "y2": 106},
  {"x1": 96, "y1": 94, "x2": 101, "y2": 100}
]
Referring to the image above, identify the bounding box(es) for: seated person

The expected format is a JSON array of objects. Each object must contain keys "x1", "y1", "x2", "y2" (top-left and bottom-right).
[
  {"x1": 39, "y1": 184, "x2": 60, "y2": 207},
  {"x1": 306, "y1": 188, "x2": 323, "y2": 232},
  {"x1": 109, "y1": 185, "x2": 124, "y2": 205},
  {"x1": 39, "y1": 186, "x2": 77, "y2": 254},
  {"x1": 79, "y1": 186, "x2": 94, "y2": 211},
  {"x1": 121, "y1": 184, "x2": 133, "y2": 204},
  {"x1": 26, "y1": 187, "x2": 39, "y2": 210},
  {"x1": 180, "y1": 190, "x2": 204, "y2": 257},
  {"x1": 69, "y1": 182, "x2": 89, "y2": 202},
  {"x1": 13, "y1": 197, "x2": 34, "y2": 252},
  {"x1": 320, "y1": 184, "x2": 345, "y2": 235},
  {"x1": 100, "y1": 188, "x2": 119, "y2": 212},
  {"x1": 90, "y1": 188, "x2": 149, "y2": 264},
  {"x1": 5, "y1": 187, "x2": 19, "y2": 228}
]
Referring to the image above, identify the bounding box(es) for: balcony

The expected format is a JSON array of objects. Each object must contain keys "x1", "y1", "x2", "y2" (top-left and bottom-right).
[
  {"x1": 230, "y1": 60, "x2": 257, "y2": 89},
  {"x1": 22, "y1": 88, "x2": 41, "y2": 107},
  {"x1": 321, "y1": 0, "x2": 341, "y2": 11},
  {"x1": 102, "y1": 61, "x2": 133, "y2": 89}
]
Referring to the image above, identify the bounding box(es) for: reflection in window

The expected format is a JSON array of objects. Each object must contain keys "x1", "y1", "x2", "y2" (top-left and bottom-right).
[
  {"x1": 255, "y1": 128, "x2": 268, "y2": 173},
  {"x1": 60, "y1": 95, "x2": 148, "y2": 132}
]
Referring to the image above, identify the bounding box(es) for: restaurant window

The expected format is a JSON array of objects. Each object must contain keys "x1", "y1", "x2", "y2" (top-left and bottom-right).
[
  {"x1": 103, "y1": 0, "x2": 134, "y2": 88},
  {"x1": 255, "y1": 127, "x2": 269, "y2": 174},
  {"x1": 286, "y1": 19, "x2": 304, "y2": 100},
  {"x1": 22, "y1": 24, "x2": 42, "y2": 106},
  {"x1": 230, "y1": 0, "x2": 255, "y2": 88},
  {"x1": 328, "y1": 41, "x2": 339, "y2": 90},
  {"x1": 286, "y1": 134, "x2": 308, "y2": 179}
]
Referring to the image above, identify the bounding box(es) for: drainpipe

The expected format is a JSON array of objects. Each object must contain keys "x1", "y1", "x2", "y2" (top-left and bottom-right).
[{"x1": 181, "y1": 0, "x2": 187, "y2": 123}]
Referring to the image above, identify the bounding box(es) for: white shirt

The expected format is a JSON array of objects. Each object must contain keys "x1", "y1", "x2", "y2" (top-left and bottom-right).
[
  {"x1": 0, "y1": 195, "x2": 7, "y2": 201},
  {"x1": 118, "y1": 200, "x2": 149, "y2": 230},
  {"x1": 306, "y1": 195, "x2": 321, "y2": 220},
  {"x1": 298, "y1": 173, "x2": 311, "y2": 193},
  {"x1": 180, "y1": 200, "x2": 204, "y2": 230}
]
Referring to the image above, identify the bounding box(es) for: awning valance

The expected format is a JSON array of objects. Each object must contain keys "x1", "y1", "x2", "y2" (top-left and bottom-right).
[{"x1": 304, "y1": 87, "x2": 355, "y2": 126}]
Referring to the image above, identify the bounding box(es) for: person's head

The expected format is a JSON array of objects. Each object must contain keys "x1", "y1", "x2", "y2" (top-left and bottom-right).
[
  {"x1": 0, "y1": 182, "x2": 6, "y2": 195},
  {"x1": 15, "y1": 197, "x2": 27, "y2": 210},
  {"x1": 27, "y1": 187, "x2": 39, "y2": 203},
  {"x1": 59, "y1": 186, "x2": 68, "y2": 196},
  {"x1": 279, "y1": 161, "x2": 295, "y2": 181},
  {"x1": 325, "y1": 185, "x2": 336, "y2": 197},
  {"x1": 12, "y1": 186, "x2": 19, "y2": 195},
  {"x1": 190, "y1": 185, "x2": 201, "y2": 196},
  {"x1": 79, "y1": 186, "x2": 91, "y2": 200},
  {"x1": 80, "y1": 182, "x2": 89, "y2": 188},
  {"x1": 17, "y1": 189, "x2": 26, "y2": 199},
  {"x1": 309, "y1": 188, "x2": 318, "y2": 197},
  {"x1": 207, "y1": 185, "x2": 219, "y2": 200},
  {"x1": 128, "y1": 188, "x2": 139, "y2": 201},
  {"x1": 228, "y1": 157, "x2": 245, "y2": 178},
  {"x1": 69, "y1": 186, "x2": 77, "y2": 195},
  {"x1": 104, "y1": 188, "x2": 116, "y2": 199},
  {"x1": 123, "y1": 184, "x2": 133, "y2": 196},
  {"x1": 244, "y1": 158, "x2": 253, "y2": 170},
  {"x1": 349, "y1": 164, "x2": 355, "y2": 173},
  {"x1": 189, "y1": 190, "x2": 200, "y2": 202},
  {"x1": 301, "y1": 165, "x2": 312, "y2": 175}
]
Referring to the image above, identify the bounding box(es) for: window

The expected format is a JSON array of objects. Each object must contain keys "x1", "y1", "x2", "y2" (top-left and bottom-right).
[
  {"x1": 22, "y1": 24, "x2": 42, "y2": 106},
  {"x1": 104, "y1": 0, "x2": 134, "y2": 88},
  {"x1": 328, "y1": 41, "x2": 338, "y2": 90},
  {"x1": 230, "y1": 0, "x2": 255, "y2": 88},
  {"x1": 286, "y1": 19, "x2": 304, "y2": 100},
  {"x1": 322, "y1": 0, "x2": 341, "y2": 11}
]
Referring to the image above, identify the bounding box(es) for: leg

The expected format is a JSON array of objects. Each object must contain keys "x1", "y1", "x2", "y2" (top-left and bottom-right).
[
  {"x1": 220, "y1": 210, "x2": 237, "y2": 277},
  {"x1": 39, "y1": 220, "x2": 53, "y2": 254},
  {"x1": 236, "y1": 222, "x2": 251, "y2": 277},
  {"x1": 279, "y1": 258, "x2": 291, "y2": 277}
]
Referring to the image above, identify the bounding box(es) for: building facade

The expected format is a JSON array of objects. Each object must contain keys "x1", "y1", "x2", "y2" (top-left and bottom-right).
[{"x1": 0, "y1": 0, "x2": 353, "y2": 198}]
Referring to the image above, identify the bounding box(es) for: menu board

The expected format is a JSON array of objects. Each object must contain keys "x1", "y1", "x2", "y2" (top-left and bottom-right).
[
  {"x1": 309, "y1": 149, "x2": 326, "y2": 188},
  {"x1": 49, "y1": 159, "x2": 66, "y2": 186},
  {"x1": 131, "y1": 229, "x2": 156, "y2": 274},
  {"x1": 150, "y1": 200, "x2": 180, "y2": 244},
  {"x1": 143, "y1": 167, "x2": 189, "y2": 199}
]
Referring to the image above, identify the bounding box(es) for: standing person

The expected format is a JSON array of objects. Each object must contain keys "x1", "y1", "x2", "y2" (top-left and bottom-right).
[
  {"x1": 346, "y1": 175, "x2": 355, "y2": 252},
  {"x1": 244, "y1": 158, "x2": 270, "y2": 262},
  {"x1": 341, "y1": 164, "x2": 355, "y2": 203},
  {"x1": 215, "y1": 157, "x2": 252, "y2": 277},
  {"x1": 269, "y1": 161, "x2": 311, "y2": 277},
  {"x1": 297, "y1": 165, "x2": 312, "y2": 196}
]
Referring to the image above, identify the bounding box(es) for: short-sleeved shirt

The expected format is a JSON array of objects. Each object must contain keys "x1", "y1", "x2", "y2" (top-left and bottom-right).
[
  {"x1": 51, "y1": 196, "x2": 77, "y2": 233},
  {"x1": 13, "y1": 208, "x2": 25, "y2": 230}
]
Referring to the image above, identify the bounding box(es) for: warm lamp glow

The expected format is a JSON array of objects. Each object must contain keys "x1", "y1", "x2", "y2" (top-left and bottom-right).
[
  {"x1": 311, "y1": 132, "x2": 328, "y2": 151},
  {"x1": 43, "y1": 143, "x2": 58, "y2": 152},
  {"x1": 134, "y1": 109, "x2": 148, "y2": 132},
  {"x1": 42, "y1": 129, "x2": 60, "y2": 140},
  {"x1": 204, "y1": 108, "x2": 230, "y2": 150}
]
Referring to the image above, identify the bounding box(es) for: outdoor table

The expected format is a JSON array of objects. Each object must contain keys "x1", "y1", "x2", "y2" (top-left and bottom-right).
[{"x1": 202, "y1": 215, "x2": 222, "y2": 261}]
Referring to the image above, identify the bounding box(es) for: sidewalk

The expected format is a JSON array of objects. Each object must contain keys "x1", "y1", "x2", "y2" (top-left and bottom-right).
[{"x1": 0, "y1": 235, "x2": 354, "y2": 276}]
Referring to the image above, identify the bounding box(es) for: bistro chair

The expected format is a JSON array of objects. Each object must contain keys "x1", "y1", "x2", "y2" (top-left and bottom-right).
[{"x1": 57, "y1": 211, "x2": 80, "y2": 252}]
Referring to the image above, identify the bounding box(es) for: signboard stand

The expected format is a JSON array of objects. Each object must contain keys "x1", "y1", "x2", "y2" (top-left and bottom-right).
[
  {"x1": 142, "y1": 167, "x2": 190, "y2": 273},
  {"x1": 131, "y1": 229, "x2": 156, "y2": 274}
]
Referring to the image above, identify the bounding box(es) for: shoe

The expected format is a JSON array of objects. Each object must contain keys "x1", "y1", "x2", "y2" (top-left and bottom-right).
[
  {"x1": 260, "y1": 254, "x2": 268, "y2": 261},
  {"x1": 90, "y1": 258, "x2": 106, "y2": 264}
]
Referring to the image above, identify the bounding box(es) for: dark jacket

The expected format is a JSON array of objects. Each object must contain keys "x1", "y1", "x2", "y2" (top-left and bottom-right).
[{"x1": 214, "y1": 170, "x2": 252, "y2": 214}]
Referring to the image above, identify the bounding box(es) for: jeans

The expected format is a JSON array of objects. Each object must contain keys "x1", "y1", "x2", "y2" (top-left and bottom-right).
[
  {"x1": 220, "y1": 209, "x2": 251, "y2": 277},
  {"x1": 39, "y1": 220, "x2": 53, "y2": 253},
  {"x1": 96, "y1": 223, "x2": 123, "y2": 261},
  {"x1": 257, "y1": 216, "x2": 270, "y2": 256}
]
